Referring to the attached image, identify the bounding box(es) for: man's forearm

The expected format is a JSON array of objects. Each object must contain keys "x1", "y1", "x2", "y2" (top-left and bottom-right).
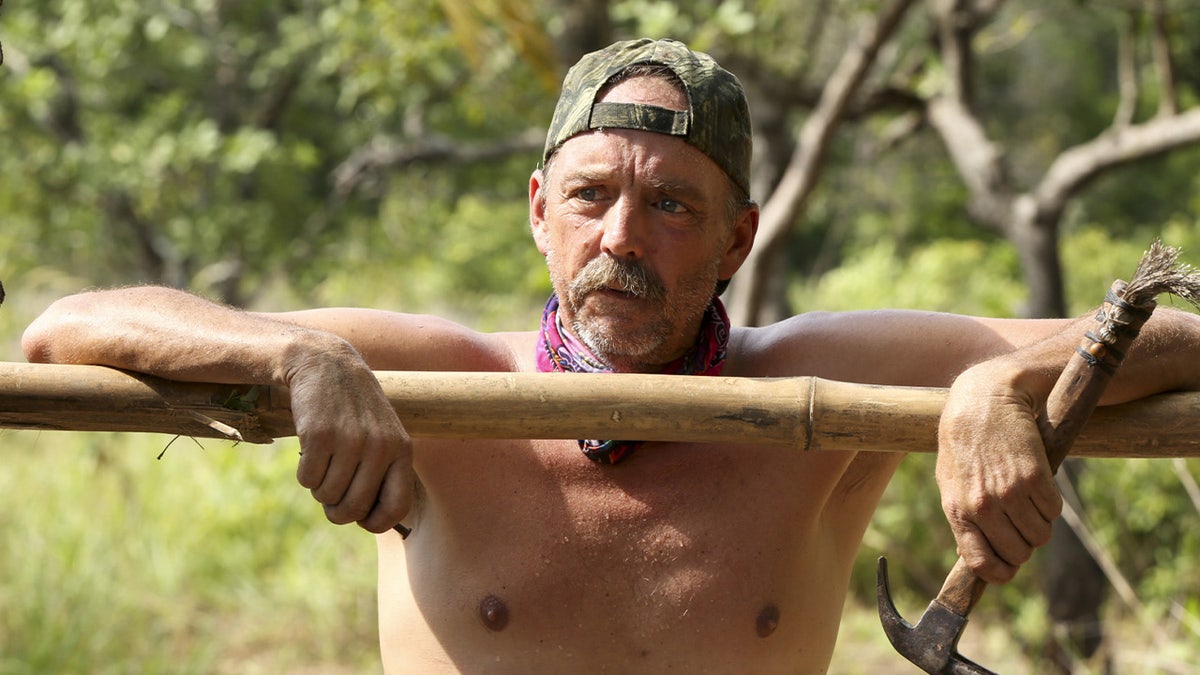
[
  {"x1": 1104, "y1": 306, "x2": 1200, "y2": 401},
  {"x1": 22, "y1": 286, "x2": 359, "y2": 387},
  {"x1": 964, "y1": 306, "x2": 1200, "y2": 412}
]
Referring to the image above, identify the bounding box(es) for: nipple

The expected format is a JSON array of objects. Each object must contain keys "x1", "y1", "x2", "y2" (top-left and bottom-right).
[
  {"x1": 479, "y1": 594, "x2": 509, "y2": 632},
  {"x1": 756, "y1": 604, "x2": 779, "y2": 638}
]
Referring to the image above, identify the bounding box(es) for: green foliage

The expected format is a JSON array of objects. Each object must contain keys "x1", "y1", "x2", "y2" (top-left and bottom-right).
[
  {"x1": 611, "y1": 0, "x2": 756, "y2": 46},
  {"x1": 1075, "y1": 457, "x2": 1200, "y2": 602},
  {"x1": 794, "y1": 238, "x2": 1025, "y2": 315},
  {"x1": 0, "y1": 431, "x2": 379, "y2": 674},
  {"x1": 1063, "y1": 220, "x2": 1200, "y2": 314},
  {"x1": 315, "y1": 183, "x2": 549, "y2": 330},
  {"x1": 0, "y1": 0, "x2": 552, "y2": 309}
]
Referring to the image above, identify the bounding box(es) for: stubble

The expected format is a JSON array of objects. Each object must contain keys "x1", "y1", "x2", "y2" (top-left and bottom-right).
[{"x1": 547, "y1": 250, "x2": 720, "y2": 369}]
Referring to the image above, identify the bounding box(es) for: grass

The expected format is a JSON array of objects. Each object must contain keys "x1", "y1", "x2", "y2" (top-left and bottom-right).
[{"x1": 0, "y1": 430, "x2": 381, "y2": 675}]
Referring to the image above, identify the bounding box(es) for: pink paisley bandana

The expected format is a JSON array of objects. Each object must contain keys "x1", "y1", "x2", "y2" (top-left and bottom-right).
[{"x1": 536, "y1": 293, "x2": 730, "y2": 464}]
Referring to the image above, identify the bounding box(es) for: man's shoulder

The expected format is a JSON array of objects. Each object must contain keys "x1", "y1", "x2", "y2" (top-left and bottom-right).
[
  {"x1": 731, "y1": 308, "x2": 1036, "y2": 387},
  {"x1": 726, "y1": 313, "x2": 852, "y2": 378},
  {"x1": 729, "y1": 310, "x2": 929, "y2": 380},
  {"x1": 415, "y1": 325, "x2": 537, "y2": 373},
  {"x1": 488, "y1": 330, "x2": 540, "y2": 372}
]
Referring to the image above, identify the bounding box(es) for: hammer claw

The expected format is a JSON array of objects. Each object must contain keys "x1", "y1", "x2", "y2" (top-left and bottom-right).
[
  {"x1": 877, "y1": 557, "x2": 996, "y2": 674},
  {"x1": 876, "y1": 556, "x2": 912, "y2": 632},
  {"x1": 944, "y1": 656, "x2": 998, "y2": 675}
]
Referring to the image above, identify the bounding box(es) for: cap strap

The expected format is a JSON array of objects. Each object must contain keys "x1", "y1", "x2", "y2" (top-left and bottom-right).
[{"x1": 588, "y1": 102, "x2": 688, "y2": 136}]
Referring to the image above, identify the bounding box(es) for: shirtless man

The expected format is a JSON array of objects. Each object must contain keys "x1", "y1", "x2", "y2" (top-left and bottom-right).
[{"x1": 21, "y1": 39, "x2": 1200, "y2": 672}]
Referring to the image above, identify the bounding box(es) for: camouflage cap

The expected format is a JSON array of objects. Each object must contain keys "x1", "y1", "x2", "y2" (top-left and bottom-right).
[{"x1": 543, "y1": 38, "x2": 752, "y2": 195}]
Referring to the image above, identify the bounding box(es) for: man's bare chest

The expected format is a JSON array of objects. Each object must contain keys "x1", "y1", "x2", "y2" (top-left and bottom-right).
[
  {"x1": 386, "y1": 438, "x2": 859, "y2": 669},
  {"x1": 410, "y1": 438, "x2": 855, "y2": 603},
  {"x1": 415, "y1": 436, "x2": 841, "y2": 533}
]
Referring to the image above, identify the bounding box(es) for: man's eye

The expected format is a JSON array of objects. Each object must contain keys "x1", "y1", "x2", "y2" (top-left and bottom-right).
[
  {"x1": 658, "y1": 199, "x2": 686, "y2": 214},
  {"x1": 576, "y1": 187, "x2": 600, "y2": 202}
]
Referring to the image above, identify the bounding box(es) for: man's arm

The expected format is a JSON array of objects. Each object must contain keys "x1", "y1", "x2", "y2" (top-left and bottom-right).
[
  {"x1": 936, "y1": 307, "x2": 1200, "y2": 583},
  {"x1": 741, "y1": 308, "x2": 1070, "y2": 386},
  {"x1": 21, "y1": 286, "x2": 422, "y2": 533}
]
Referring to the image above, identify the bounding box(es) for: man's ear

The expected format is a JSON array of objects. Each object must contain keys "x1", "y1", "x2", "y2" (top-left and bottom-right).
[
  {"x1": 717, "y1": 202, "x2": 758, "y2": 280},
  {"x1": 529, "y1": 168, "x2": 550, "y2": 256}
]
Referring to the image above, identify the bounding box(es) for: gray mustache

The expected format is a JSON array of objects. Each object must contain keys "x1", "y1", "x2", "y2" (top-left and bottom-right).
[{"x1": 570, "y1": 256, "x2": 666, "y2": 301}]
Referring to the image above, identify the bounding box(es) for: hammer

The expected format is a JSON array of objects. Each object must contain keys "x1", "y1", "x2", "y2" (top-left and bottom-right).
[{"x1": 877, "y1": 241, "x2": 1200, "y2": 674}]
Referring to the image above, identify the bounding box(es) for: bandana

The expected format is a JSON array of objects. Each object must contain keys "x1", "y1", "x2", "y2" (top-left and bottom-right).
[{"x1": 535, "y1": 293, "x2": 730, "y2": 464}]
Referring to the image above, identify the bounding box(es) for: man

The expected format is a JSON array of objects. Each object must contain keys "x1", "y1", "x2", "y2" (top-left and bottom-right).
[{"x1": 21, "y1": 39, "x2": 1200, "y2": 672}]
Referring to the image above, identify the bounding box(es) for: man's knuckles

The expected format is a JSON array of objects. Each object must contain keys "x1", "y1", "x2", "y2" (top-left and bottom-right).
[
  {"x1": 357, "y1": 502, "x2": 409, "y2": 534},
  {"x1": 959, "y1": 542, "x2": 1019, "y2": 584},
  {"x1": 323, "y1": 493, "x2": 379, "y2": 524}
]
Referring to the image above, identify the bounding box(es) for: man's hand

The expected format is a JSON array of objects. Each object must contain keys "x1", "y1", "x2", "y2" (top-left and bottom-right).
[
  {"x1": 935, "y1": 362, "x2": 1062, "y2": 584},
  {"x1": 287, "y1": 348, "x2": 414, "y2": 534}
]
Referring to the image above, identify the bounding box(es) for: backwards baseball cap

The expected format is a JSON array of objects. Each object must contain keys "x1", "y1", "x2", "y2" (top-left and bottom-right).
[{"x1": 543, "y1": 38, "x2": 753, "y2": 196}]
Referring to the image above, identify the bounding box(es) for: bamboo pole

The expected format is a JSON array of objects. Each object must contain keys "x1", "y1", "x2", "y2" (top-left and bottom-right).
[{"x1": 0, "y1": 361, "x2": 1197, "y2": 458}]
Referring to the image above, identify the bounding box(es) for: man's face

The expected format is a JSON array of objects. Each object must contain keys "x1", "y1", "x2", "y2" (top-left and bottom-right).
[{"x1": 530, "y1": 76, "x2": 756, "y2": 371}]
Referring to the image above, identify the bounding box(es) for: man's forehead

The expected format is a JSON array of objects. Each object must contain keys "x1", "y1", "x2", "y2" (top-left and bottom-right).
[{"x1": 549, "y1": 131, "x2": 724, "y2": 196}]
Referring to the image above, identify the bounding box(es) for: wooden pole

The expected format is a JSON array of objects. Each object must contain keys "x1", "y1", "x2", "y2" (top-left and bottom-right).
[{"x1": 0, "y1": 361, "x2": 1197, "y2": 458}]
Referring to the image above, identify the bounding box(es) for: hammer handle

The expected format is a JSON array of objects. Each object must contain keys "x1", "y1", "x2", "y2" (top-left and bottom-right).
[
  {"x1": 1039, "y1": 283, "x2": 1155, "y2": 471},
  {"x1": 934, "y1": 281, "x2": 1156, "y2": 619}
]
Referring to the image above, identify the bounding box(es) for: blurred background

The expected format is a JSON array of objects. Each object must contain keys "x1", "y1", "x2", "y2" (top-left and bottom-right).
[{"x1": 1, "y1": 0, "x2": 1199, "y2": 672}]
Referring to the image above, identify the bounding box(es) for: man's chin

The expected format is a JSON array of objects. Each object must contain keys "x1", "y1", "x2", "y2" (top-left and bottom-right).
[{"x1": 573, "y1": 317, "x2": 660, "y2": 361}]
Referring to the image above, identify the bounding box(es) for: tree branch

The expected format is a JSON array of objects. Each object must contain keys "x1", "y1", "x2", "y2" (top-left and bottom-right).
[
  {"x1": 921, "y1": 0, "x2": 1016, "y2": 232},
  {"x1": 1149, "y1": 0, "x2": 1178, "y2": 116},
  {"x1": 729, "y1": 0, "x2": 919, "y2": 326},
  {"x1": 1035, "y1": 107, "x2": 1200, "y2": 210},
  {"x1": 332, "y1": 129, "x2": 545, "y2": 197},
  {"x1": 1114, "y1": 8, "x2": 1139, "y2": 128},
  {"x1": 929, "y1": 0, "x2": 1006, "y2": 104},
  {"x1": 254, "y1": 62, "x2": 305, "y2": 133},
  {"x1": 927, "y1": 95, "x2": 1014, "y2": 226}
]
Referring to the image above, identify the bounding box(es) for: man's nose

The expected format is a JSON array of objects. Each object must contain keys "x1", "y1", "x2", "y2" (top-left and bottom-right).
[{"x1": 599, "y1": 199, "x2": 645, "y2": 259}]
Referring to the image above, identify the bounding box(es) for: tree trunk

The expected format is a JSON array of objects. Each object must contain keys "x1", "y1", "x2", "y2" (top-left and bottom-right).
[
  {"x1": 728, "y1": 0, "x2": 919, "y2": 327},
  {"x1": 1007, "y1": 197, "x2": 1067, "y2": 319},
  {"x1": 550, "y1": 0, "x2": 612, "y2": 69}
]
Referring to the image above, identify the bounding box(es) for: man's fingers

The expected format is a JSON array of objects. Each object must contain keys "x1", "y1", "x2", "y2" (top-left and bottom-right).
[
  {"x1": 993, "y1": 468, "x2": 1061, "y2": 559},
  {"x1": 954, "y1": 524, "x2": 1019, "y2": 584},
  {"x1": 309, "y1": 447, "x2": 363, "y2": 510},
  {"x1": 295, "y1": 442, "x2": 332, "y2": 490},
  {"x1": 946, "y1": 482, "x2": 1056, "y2": 583},
  {"x1": 320, "y1": 452, "x2": 391, "y2": 525},
  {"x1": 321, "y1": 465, "x2": 376, "y2": 525},
  {"x1": 357, "y1": 461, "x2": 414, "y2": 534},
  {"x1": 952, "y1": 489, "x2": 1061, "y2": 584},
  {"x1": 955, "y1": 515, "x2": 1030, "y2": 580},
  {"x1": 1008, "y1": 491, "x2": 1060, "y2": 551},
  {"x1": 319, "y1": 435, "x2": 413, "y2": 528},
  {"x1": 1031, "y1": 475, "x2": 1065, "y2": 522}
]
